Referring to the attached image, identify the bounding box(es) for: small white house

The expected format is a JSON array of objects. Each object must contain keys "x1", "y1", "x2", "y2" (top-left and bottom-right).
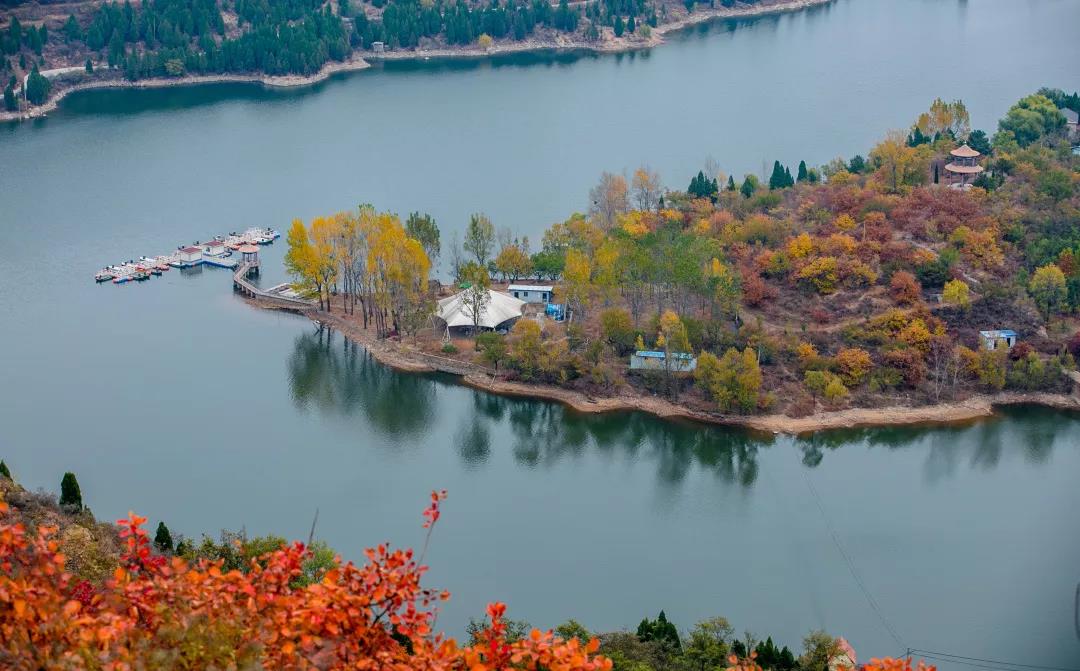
[
  {"x1": 178, "y1": 246, "x2": 203, "y2": 267},
  {"x1": 979, "y1": 329, "x2": 1017, "y2": 351},
  {"x1": 203, "y1": 240, "x2": 228, "y2": 257},
  {"x1": 630, "y1": 350, "x2": 697, "y2": 373},
  {"x1": 507, "y1": 284, "x2": 554, "y2": 304}
]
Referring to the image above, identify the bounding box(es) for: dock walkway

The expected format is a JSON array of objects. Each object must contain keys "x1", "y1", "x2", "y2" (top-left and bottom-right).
[{"x1": 233, "y1": 261, "x2": 315, "y2": 310}]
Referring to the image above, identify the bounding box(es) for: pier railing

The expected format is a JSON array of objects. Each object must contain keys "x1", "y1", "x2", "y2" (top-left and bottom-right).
[{"x1": 233, "y1": 262, "x2": 315, "y2": 310}]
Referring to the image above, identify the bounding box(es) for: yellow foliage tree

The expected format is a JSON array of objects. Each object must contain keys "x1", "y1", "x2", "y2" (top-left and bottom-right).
[
  {"x1": 870, "y1": 130, "x2": 930, "y2": 193},
  {"x1": 942, "y1": 279, "x2": 970, "y2": 310}
]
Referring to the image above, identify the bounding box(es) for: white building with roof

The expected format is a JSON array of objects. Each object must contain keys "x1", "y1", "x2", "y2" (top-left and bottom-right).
[
  {"x1": 436, "y1": 289, "x2": 525, "y2": 333},
  {"x1": 979, "y1": 329, "x2": 1017, "y2": 350},
  {"x1": 507, "y1": 284, "x2": 554, "y2": 304},
  {"x1": 178, "y1": 246, "x2": 203, "y2": 267},
  {"x1": 203, "y1": 240, "x2": 228, "y2": 257}
]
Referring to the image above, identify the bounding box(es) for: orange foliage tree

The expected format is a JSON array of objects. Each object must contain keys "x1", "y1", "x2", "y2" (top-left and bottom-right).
[{"x1": 0, "y1": 491, "x2": 612, "y2": 671}]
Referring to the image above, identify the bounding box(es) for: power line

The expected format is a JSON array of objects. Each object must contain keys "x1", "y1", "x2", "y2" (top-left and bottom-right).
[
  {"x1": 802, "y1": 473, "x2": 906, "y2": 650},
  {"x1": 910, "y1": 649, "x2": 1080, "y2": 671}
]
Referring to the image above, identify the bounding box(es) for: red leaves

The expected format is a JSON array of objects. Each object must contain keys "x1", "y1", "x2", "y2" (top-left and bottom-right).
[
  {"x1": 0, "y1": 489, "x2": 612, "y2": 670},
  {"x1": 422, "y1": 489, "x2": 448, "y2": 529}
]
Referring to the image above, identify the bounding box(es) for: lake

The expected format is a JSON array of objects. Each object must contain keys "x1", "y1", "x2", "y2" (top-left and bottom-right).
[{"x1": 1, "y1": 0, "x2": 1078, "y2": 666}]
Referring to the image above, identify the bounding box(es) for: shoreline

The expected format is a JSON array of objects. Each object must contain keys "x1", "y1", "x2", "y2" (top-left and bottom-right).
[
  {"x1": 0, "y1": 55, "x2": 372, "y2": 122},
  {"x1": 293, "y1": 306, "x2": 1080, "y2": 436},
  {"x1": 2, "y1": 0, "x2": 831, "y2": 123}
]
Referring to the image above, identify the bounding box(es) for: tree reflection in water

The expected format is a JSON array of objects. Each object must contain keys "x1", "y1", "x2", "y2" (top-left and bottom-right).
[
  {"x1": 288, "y1": 327, "x2": 1068, "y2": 485},
  {"x1": 456, "y1": 391, "x2": 771, "y2": 488},
  {"x1": 287, "y1": 326, "x2": 437, "y2": 438},
  {"x1": 791, "y1": 404, "x2": 1065, "y2": 482}
]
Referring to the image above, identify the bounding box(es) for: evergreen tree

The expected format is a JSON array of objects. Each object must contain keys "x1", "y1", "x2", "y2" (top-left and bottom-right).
[
  {"x1": 627, "y1": 15, "x2": 636, "y2": 33},
  {"x1": 768, "y1": 161, "x2": 787, "y2": 190},
  {"x1": 0, "y1": 460, "x2": 11, "y2": 480},
  {"x1": 154, "y1": 521, "x2": 174, "y2": 553},
  {"x1": 64, "y1": 14, "x2": 83, "y2": 42},
  {"x1": 797, "y1": 160, "x2": 808, "y2": 182},
  {"x1": 967, "y1": 129, "x2": 991, "y2": 154},
  {"x1": 636, "y1": 611, "x2": 681, "y2": 649},
  {"x1": 784, "y1": 166, "x2": 793, "y2": 187},
  {"x1": 848, "y1": 154, "x2": 866, "y2": 173},
  {"x1": 60, "y1": 472, "x2": 83, "y2": 510},
  {"x1": 727, "y1": 175, "x2": 736, "y2": 191},
  {"x1": 3, "y1": 83, "x2": 16, "y2": 112},
  {"x1": 907, "y1": 126, "x2": 929, "y2": 146},
  {"x1": 85, "y1": 58, "x2": 93, "y2": 73},
  {"x1": 25, "y1": 66, "x2": 50, "y2": 105},
  {"x1": 613, "y1": 15, "x2": 624, "y2": 37}
]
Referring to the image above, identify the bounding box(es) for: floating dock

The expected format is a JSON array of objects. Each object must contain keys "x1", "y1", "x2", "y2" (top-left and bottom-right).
[{"x1": 94, "y1": 227, "x2": 278, "y2": 285}]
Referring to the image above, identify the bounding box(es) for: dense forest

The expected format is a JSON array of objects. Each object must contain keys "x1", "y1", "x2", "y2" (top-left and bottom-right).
[
  {"x1": 0, "y1": 0, "x2": 770, "y2": 99},
  {"x1": 284, "y1": 89, "x2": 1080, "y2": 420},
  {"x1": 1, "y1": 464, "x2": 904, "y2": 670}
]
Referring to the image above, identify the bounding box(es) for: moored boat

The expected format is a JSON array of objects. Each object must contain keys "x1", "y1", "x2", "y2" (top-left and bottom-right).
[{"x1": 95, "y1": 270, "x2": 114, "y2": 283}]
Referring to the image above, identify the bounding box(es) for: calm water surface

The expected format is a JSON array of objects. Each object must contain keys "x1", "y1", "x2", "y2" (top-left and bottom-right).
[{"x1": 1, "y1": 0, "x2": 1079, "y2": 666}]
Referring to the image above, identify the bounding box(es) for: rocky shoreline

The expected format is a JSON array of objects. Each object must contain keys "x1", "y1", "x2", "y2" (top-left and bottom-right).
[
  {"x1": 2, "y1": 0, "x2": 831, "y2": 123},
  {"x1": 289, "y1": 306, "x2": 1080, "y2": 436}
]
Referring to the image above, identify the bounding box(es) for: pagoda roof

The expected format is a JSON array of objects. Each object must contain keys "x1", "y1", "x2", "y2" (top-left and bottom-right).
[
  {"x1": 950, "y1": 144, "x2": 981, "y2": 158},
  {"x1": 944, "y1": 163, "x2": 984, "y2": 174}
]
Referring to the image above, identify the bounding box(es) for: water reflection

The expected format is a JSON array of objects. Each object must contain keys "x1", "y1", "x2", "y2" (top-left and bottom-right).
[
  {"x1": 287, "y1": 327, "x2": 1073, "y2": 487},
  {"x1": 792, "y1": 405, "x2": 1069, "y2": 483},
  {"x1": 454, "y1": 391, "x2": 770, "y2": 488},
  {"x1": 287, "y1": 326, "x2": 437, "y2": 437}
]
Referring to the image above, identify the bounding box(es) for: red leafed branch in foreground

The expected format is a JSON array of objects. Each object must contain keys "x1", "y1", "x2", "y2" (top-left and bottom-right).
[{"x1": 0, "y1": 490, "x2": 927, "y2": 671}]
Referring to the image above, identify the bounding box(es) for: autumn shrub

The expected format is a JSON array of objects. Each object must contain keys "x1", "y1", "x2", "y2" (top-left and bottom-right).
[
  {"x1": 695, "y1": 348, "x2": 764, "y2": 414},
  {"x1": 975, "y1": 348, "x2": 1007, "y2": 390},
  {"x1": 1007, "y1": 341, "x2": 1034, "y2": 361},
  {"x1": 796, "y1": 257, "x2": 840, "y2": 294},
  {"x1": 0, "y1": 491, "x2": 614, "y2": 671},
  {"x1": 883, "y1": 349, "x2": 926, "y2": 387},
  {"x1": 834, "y1": 348, "x2": 873, "y2": 386},
  {"x1": 889, "y1": 271, "x2": 922, "y2": 306},
  {"x1": 867, "y1": 367, "x2": 904, "y2": 392}
]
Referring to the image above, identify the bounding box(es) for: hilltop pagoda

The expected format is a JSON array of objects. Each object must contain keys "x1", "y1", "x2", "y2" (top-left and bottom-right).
[{"x1": 944, "y1": 143, "x2": 984, "y2": 189}]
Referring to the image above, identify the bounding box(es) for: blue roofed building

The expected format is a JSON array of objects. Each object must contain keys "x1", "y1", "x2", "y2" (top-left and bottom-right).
[{"x1": 630, "y1": 350, "x2": 698, "y2": 373}]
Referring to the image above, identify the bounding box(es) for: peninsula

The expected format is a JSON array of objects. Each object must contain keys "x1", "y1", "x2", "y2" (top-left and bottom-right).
[
  {"x1": 271, "y1": 90, "x2": 1080, "y2": 434},
  {"x1": 1, "y1": 0, "x2": 832, "y2": 121}
]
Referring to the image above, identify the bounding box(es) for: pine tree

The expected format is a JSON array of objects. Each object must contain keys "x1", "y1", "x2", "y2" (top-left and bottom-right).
[
  {"x1": 25, "y1": 66, "x2": 50, "y2": 106},
  {"x1": 784, "y1": 166, "x2": 793, "y2": 187},
  {"x1": 627, "y1": 15, "x2": 636, "y2": 33},
  {"x1": 60, "y1": 472, "x2": 83, "y2": 510},
  {"x1": 154, "y1": 521, "x2": 174, "y2": 553},
  {"x1": 797, "y1": 160, "x2": 808, "y2": 182},
  {"x1": 613, "y1": 15, "x2": 625, "y2": 37},
  {"x1": 727, "y1": 175, "x2": 736, "y2": 191},
  {"x1": 768, "y1": 160, "x2": 786, "y2": 189},
  {"x1": 0, "y1": 460, "x2": 11, "y2": 480},
  {"x1": 3, "y1": 83, "x2": 16, "y2": 112}
]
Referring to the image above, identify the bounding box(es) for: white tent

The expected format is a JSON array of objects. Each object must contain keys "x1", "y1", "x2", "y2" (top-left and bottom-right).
[{"x1": 436, "y1": 289, "x2": 525, "y2": 330}]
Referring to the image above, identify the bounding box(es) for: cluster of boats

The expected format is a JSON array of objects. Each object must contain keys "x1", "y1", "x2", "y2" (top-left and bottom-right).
[{"x1": 94, "y1": 227, "x2": 279, "y2": 284}]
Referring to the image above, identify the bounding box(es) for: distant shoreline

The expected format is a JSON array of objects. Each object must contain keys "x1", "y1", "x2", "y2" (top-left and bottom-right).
[
  {"x1": 275, "y1": 305, "x2": 1080, "y2": 437},
  {"x1": 2, "y1": 0, "x2": 832, "y2": 123}
]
